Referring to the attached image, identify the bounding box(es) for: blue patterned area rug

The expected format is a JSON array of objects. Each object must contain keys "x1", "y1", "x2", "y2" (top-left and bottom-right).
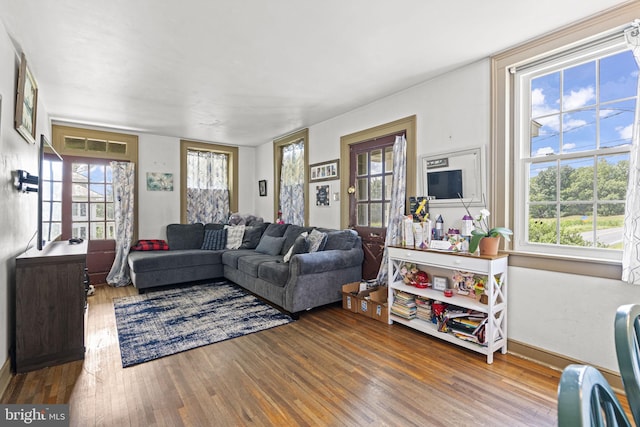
[{"x1": 113, "y1": 281, "x2": 294, "y2": 368}]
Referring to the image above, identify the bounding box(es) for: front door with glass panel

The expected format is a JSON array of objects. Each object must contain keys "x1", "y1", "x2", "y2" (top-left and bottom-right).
[
  {"x1": 349, "y1": 135, "x2": 396, "y2": 280},
  {"x1": 62, "y1": 156, "x2": 116, "y2": 285}
]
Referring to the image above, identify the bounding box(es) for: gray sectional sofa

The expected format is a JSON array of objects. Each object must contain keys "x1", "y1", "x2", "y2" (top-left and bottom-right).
[{"x1": 127, "y1": 222, "x2": 364, "y2": 314}]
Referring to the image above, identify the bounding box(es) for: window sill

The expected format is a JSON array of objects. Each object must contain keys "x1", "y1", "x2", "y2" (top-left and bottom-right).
[{"x1": 505, "y1": 250, "x2": 622, "y2": 280}]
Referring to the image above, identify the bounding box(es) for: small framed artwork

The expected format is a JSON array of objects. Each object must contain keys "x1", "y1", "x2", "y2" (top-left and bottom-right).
[
  {"x1": 258, "y1": 179, "x2": 267, "y2": 197},
  {"x1": 310, "y1": 159, "x2": 339, "y2": 182},
  {"x1": 315, "y1": 184, "x2": 330, "y2": 207},
  {"x1": 146, "y1": 172, "x2": 174, "y2": 191},
  {"x1": 15, "y1": 53, "x2": 38, "y2": 144},
  {"x1": 432, "y1": 276, "x2": 448, "y2": 291}
]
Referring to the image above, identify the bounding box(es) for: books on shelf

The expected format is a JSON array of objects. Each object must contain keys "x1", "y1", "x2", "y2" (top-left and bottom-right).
[{"x1": 391, "y1": 290, "x2": 417, "y2": 319}]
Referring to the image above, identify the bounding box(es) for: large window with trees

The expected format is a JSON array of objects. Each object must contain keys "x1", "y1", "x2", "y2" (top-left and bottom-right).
[{"x1": 514, "y1": 38, "x2": 637, "y2": 261}]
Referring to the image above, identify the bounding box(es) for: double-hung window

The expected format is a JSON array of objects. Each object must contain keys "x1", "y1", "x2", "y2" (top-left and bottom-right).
[{"x1": 513, "y1": 39, "x2": 638, "y2": 261}]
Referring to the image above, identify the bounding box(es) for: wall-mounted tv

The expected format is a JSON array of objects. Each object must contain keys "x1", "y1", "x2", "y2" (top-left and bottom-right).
[
  {"x1": 37, "y1": 134, "x2": 63, "y2": 250},
  {"x1": 427, "y1": 169, "x2": 463, "y2": 200}
]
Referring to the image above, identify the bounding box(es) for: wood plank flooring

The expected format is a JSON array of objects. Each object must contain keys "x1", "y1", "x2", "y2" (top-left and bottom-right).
[{"x1": 0, "y1": 284, "x2": 616, "y2": 426}]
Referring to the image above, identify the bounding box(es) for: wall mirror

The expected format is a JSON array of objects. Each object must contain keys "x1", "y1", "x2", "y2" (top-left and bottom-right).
[{"x1": 420, "y1": 146, "x2": 484, "y2": 207}]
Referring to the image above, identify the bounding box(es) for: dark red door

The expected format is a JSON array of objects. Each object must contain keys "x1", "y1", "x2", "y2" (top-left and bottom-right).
[{"x1": 348, "y1": 134, "x2": 398, "y2": 280}]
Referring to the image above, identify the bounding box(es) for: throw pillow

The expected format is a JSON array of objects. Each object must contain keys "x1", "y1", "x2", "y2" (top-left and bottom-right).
[
  {"x1": 255, "y1": 235, "x2": 286, "y2": 256},
  {"x1": 306, "y1": 229, "x2": 328, "y2": 253},
  {"x1": 201, "y1": 229, "x2": 227, "y2": 250},
  {"x1": 283, "y1": 232, "x2": 308, "y2": 262},
  {"x1": 130, "y1": 240, "x2": 169, "y2": 251},
  {"x1": 280, "y1": 225, "x2": 313, "y2": 255},
  {"x1": 240, "y1": 225, "x2": 266, "y2": 249},
  {"x1": 225, "y1": 225, "x2": 246, "y2": 250}
]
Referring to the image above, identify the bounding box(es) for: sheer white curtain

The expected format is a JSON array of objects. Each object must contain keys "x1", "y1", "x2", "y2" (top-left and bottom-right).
[
  {"x1": 106, "y1": 161, "x2": 135, "y2": 287},
  {"x1": 279, "y1": 140, "x2": 305, "y2": 225},
  {"x1": 376, "y1": 135, "x2": 406, "y2": 285},
  {"x1": 622, "y1": 23, "x2": 640, "y2": 284},
  {"x1": 186, "y1": 150, "x2": 230, "y2": 224}
]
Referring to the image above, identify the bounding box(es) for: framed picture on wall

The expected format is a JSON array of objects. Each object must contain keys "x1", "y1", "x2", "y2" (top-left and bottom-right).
[
  {"x1": 315, "y1": 184, "x2": 330, "y2": 207},
  {"x1": 14, "y1": 53, "x2": 38, "y2": 144},
  {"x1": 310, "y1": 159, "x2": 339, "y2": 182},
  {"x1": 258, "y1": 179, "x2": 267, "y2": 197}
]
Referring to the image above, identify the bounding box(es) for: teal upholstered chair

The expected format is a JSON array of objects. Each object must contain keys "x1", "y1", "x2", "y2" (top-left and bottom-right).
[
  {"x1": 558, "y1": 364, "x2": 631, "y2": 427},
  {"x1": 615, "y1": 304, "x2": 640, "y2": 426}
]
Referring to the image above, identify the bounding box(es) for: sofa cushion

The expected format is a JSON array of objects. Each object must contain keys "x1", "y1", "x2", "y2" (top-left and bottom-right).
[
  {"x1": 226, "y1": 225, "x2": 246, "y2": 249},
  {"x1": 263, "y1": 223, "x2": 289, "y2": 237},
  {"x1": 258, "y1": 261, "x2": 289, "y2": 287},
  {"x1": 255, "y1": 235, "x2": 286, "y2": 256},
  {"x1": 221, "y1": 249, "x2": 258, "y2": 269},
  {"x1": 129, "y1": 249, "x2": 222, "y2": 273},
  {"x1": 306, "y1": 229, "x2": 328, "y2": 253},
  {"x1": 324, "y1": 229, "x2": 359, "y2": 251},
  {"x1": 201, "y1": 229, "x2": 227, "y2": 250},
  {"x1": 167, "y1": 223, "x2": 205, "y2": 250},
  {"x1": 238, "y1": 254, "x2": 281, "y2": 277},
  {"x1": 280, "y1": 225, "x2": 313, "y2": 255},
  {"x1": 240, "y1": 224, "x2": 267, "y2": 249}
]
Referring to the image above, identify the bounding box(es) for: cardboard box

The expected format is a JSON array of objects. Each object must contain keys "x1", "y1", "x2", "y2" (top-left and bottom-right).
[
  {"x1": 368, "y1": 287, "x2": 389, "y2": 323},
  {"x1": 342, "y1": 282, "x2": 361, "y2": 313},
  {"x1": 342, "y1": 282, "x2": 378, "y2": 315}
]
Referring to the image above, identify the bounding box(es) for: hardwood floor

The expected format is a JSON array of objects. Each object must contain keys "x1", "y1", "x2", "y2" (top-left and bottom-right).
[{"x1": 0, "y1": 284, "x2": 611, "y2": 426}]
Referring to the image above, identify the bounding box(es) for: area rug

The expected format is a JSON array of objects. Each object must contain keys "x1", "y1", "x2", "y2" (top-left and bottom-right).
[{"x1": 113, "y1": 281, "x2": 294, "y2": 367}]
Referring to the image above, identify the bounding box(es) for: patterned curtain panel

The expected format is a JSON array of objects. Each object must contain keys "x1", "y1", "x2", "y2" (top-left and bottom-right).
[
  {"x1": 622, "y1": 26, "x2": 640, "y2": 284},
  {"x1": 106, "y1": 161, "x2": 135, "y2": 287},
  {"x1": 376, "y1": 135, "x2": 407, "y2": 285},
  {"x1": 279, "y1": 140, "x2": 305, "y2": 225},
  {"x1": 186, "y1": 150, "x2": 230, "y2": 224}
]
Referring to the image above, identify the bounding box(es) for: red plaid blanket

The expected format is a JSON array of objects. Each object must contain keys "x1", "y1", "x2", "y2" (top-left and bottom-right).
[{"x1": 131, "y1": 239, "x2": 169, "y2": 251}]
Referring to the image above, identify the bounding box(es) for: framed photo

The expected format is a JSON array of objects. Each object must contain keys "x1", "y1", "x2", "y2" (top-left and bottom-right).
[
  {"x1": 146, "y1": 172, "x2": 174, "y2": 191},
  {"x1": 258, "y1": 179, "x2": 267, "y2": 197},
  {"x1": 310, "y1": 159, "x2": 339, "y2": 182},
  {"x1": 15, "y1": 53, "x2": 38, "y2": 144},
  {"x1": 315, "y1": 184, "x2": 330, "y2": 207},
  {"x1": 432, "y1": 276, "x2": 448, "y2": 291}
]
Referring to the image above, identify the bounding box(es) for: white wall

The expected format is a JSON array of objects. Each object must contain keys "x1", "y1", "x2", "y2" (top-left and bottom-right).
[
  {"x1": 137, "y1": 136, "x2": 257, "y2": 239},
  {"x1": 254, "y1": 58, "x2": 637, "y2": 373},
  {"x1": 0, "y1": 19, "x2": 51, "y2": 371}
]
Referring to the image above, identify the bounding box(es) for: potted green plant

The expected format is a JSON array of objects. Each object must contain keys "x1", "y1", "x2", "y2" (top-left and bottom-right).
[{"x1": 468, "y1": 209, "x2": 513, "y2": 255}]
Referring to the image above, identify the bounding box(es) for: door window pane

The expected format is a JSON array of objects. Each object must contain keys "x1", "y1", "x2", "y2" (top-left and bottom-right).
[
  {"x1": 357, "y1": 153, "x2": 368, "y2": 176},
  {"x1": 384, "y1": 147, "x2": 393, "y2": 173},
  {"x1": 370, "y1": 176, "x2": 383, "y2": 201},
  {"x1": 370, "y1": 149, "x2": 382, "y2": 174},
  {"x1": 357, "y1": 179, "x2": 368, "y2": 201},
  {"x1": 370, "y1": 203, "x2": 383, "y2": 227},
  {"x1": 356, "y1": 204, "x2": 368, "y2": 226}
]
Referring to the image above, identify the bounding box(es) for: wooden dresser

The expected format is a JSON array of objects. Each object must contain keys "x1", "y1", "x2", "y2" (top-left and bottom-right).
[{"x1": 14, "y1": 240, "x2": 88, "y2": 373}]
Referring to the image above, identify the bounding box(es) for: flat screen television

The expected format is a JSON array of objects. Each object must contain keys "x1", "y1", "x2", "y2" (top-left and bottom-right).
[
  {"x1": 37, "y1": 134, "x2": 63, "y2": 250},
  {"x1": 427, "y1": 169, "x2": 463, "y2": 200}
]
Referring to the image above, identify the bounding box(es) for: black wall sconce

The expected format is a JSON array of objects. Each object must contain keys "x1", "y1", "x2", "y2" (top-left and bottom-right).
[{"x1": 14, "y1": 170, "x2": 38, "y2": 193}]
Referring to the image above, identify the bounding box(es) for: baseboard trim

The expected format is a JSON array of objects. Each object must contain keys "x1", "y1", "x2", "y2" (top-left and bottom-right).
[
  {"x1": 0, "y1": 358, "x2": 12, "y2": 400},
  {"x1": 508, "y1": 339, "x2": 623, "y2": 393}
]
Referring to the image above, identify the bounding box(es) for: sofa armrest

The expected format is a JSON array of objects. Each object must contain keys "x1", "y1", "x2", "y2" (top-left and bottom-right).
[{"x1": 289, "y1": 248, "x2": 364, "y2": 276}]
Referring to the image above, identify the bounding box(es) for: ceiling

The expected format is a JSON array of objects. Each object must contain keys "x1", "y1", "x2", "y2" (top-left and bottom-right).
[{"x1": 0, "y1": 0, "x2": 632, "y2": 146}]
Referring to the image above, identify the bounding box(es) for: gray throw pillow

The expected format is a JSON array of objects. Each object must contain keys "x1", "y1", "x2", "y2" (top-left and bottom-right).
[
  {"x1": 240, "y1": 225, "x2": 266, "y2": 249},
  {"x1": 283, "y1": 232, "x2": 308, "y2": 262},
  {"x1": 255, "y1": 235, "x2": 286, "y2": 256}
]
